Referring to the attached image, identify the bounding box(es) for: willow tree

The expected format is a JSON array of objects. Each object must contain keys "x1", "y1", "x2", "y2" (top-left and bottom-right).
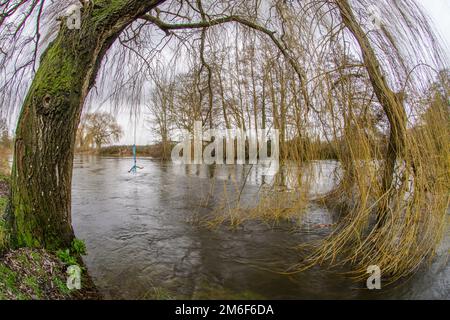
[
  {"x1": 1, "y1": 0, "x2": 166, "y2": 249},
  {"x1": 0, "y1": 0, "x2": 448, "y2": 281},
  {"x1": 0, "y1": 0, "x2": 308, "y2": 249}
]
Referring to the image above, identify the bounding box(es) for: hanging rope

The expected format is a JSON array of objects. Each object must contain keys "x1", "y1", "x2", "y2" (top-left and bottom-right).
[{"x1": 129, "y1": 109, "x2": 143, "y2": 174}]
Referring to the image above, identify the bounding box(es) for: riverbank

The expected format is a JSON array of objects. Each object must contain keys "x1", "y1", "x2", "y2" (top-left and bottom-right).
[
  {"x1": 76, "y1": 140, "x2": 344, "y2": 161},
  {"x1": 76, "y1": 144, "x2": 169, "y2": 159},
  {"x1": 0, "y1": 173, "x2": 100, "y2": 300},
  {"x1": 0, "y1": 172, "x2": 10, "y2": 249},
  {"x1": 0, "y1": 248, "x2": 100, "y2": 300}
]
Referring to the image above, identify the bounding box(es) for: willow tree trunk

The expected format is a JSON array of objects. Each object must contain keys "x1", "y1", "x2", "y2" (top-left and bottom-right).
[
  {"x1": 337, "y1": 0, "x2": 408, "y2": 225},
  {"x1": 10, "y1": 0, "x2": 164, "y2": 250}
]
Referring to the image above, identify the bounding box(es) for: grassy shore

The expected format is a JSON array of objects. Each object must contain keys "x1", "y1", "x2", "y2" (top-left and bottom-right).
[
  {"x1": 76, "y1": 143, "x2": 168, "y2": 159},
  {"x1": 0, "y1": 159, "x2": 100, "y2": 300},
  {"x1": 0, "y1": 176, "x2": 8, "y2": 251},
  {"x1": 0, "y1": 248, "x2": 100, "y2": 300},
  {"x1": 89, "y1": 141, "x2": 342, "y2": 161},
  {"x1": 0, "y1": 149, "x2": 10, "y2": 250}
]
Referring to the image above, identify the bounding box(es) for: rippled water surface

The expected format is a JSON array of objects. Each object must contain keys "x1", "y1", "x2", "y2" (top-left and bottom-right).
[{"x1": 71, "y1": 156, "x2": 449, "y2": 300}]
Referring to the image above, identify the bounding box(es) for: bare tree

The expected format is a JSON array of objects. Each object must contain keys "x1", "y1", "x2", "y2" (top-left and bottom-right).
[
  {"x1": 81, "y1": 113, "x2": 123, "y2": 150},
  {"x1": 146, "y1": 72, "x2": 175, "y2": 160}
]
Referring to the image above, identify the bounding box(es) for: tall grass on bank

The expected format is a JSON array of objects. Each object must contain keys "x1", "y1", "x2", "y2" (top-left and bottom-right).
[
  {"x1": 0, "y1": 147, "x2": 11, "y2": 251},
  {"x1": 206, "y1": 89, "x2": 449, "y2": 285},
  {"x1": 0, "y1": 150, "x2": 10, "y2": 251},
  {"x1": 294, "y1": 97, "x2": 449, "y2": 284},
  {"x1": 200, "y1": 1, "x2": 449, "y2": 284}
]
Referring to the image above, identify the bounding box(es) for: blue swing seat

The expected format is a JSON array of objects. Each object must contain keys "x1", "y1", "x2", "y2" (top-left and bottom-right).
[{"x1": 129, "y1": 144, "x2": 143, "y2": 173}]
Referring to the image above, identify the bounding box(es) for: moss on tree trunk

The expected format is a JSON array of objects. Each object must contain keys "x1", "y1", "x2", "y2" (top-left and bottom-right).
[{"x1": 10, "y1": 0, "x2": 164, "y2": 250}]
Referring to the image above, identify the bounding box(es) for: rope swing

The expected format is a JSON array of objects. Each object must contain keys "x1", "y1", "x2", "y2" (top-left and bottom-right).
[{"x1": 129, "y1": 109, "x2": 143, "y2": 174}]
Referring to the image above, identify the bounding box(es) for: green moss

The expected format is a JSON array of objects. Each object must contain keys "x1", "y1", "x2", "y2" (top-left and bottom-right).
[
  {"x1": 10, "y1": 182, "x2": 47, "y2": 249},
  {"x1": 56, "y1": 249, "x2": 78, "y2": 266},
  {"x1": 31, "y1": 37, "x2": 80, "y2": 98},
  {"x1": 0, "y1": 264, "x2": 17, "y2": 287},
  {"x1": 9, "y1": 1, "x2": 144, "y2": 253},
  {"x1": 71, "y1": 239, "x2": 87, "y2": 256},
  {"x1": 16, "y1": 252, "x2": 31, "y2": 268},
  {"x1": 0, "y1": 263, "x2": 45, "y2": 300},
  {"x1": 30, "y1": 251, "x2": 39, "y2": 260},
  {"x1": 0, "y1": 264, "x2": 20, "y2": 299},
  {"x1": 23, "y1": 276, "x2": 42, "y2": 299},
  {"x1": 56, "y1": 238, "x2": 87, "y2": 267},
  {"x1": 0, "y1": 197, "x2": 7, "y2": 212},
  {"x1": 91, "y1": 0, "x2": 128, "y2": 25},
  {"x1": 9, "y1": 30, "x2": 85, "y2": 251},
  {"x1": 0, "y1": 249, "x2": 78, "y2": 300},
  {"x1": 0, "y1": 173, "x2": 9, "y2": 184},
  {"x1": 53, "y1": 277, "x2": 71, "y2": 296},
  {"x1": 0, "y1": 190, "x2": 9, "y2": 251}
]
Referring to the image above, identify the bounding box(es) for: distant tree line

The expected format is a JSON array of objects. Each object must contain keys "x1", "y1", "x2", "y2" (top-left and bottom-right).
[{"x1": 76, "y1": 112, "x2": 123, "y2": 151}]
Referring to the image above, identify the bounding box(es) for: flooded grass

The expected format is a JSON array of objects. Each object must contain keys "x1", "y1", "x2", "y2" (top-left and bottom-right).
[
  {"x1": 71, "y1": 157, "x2": 449, "y2": 299},
  {"x1": 0, "y1": 249, "x2": 74, "y2": 300}
]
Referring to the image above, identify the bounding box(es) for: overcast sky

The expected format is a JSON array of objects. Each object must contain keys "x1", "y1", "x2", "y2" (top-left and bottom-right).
[
  {"x1": 422, "y1": 0, "x2": 450, "y2": 55},
  {"x1": 117, "y1": 0, "x2": 450, "y2": 146}
]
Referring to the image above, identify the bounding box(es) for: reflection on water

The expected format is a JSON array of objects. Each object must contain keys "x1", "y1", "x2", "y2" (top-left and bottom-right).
[{"x1": 71, "y1": 156, "x2": 449, "y2": 300}]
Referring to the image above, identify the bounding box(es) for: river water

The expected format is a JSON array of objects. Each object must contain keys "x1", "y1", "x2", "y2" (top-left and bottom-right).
[{"x1": 71, "y1": 156, "x2": 449, "y2": 300}]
